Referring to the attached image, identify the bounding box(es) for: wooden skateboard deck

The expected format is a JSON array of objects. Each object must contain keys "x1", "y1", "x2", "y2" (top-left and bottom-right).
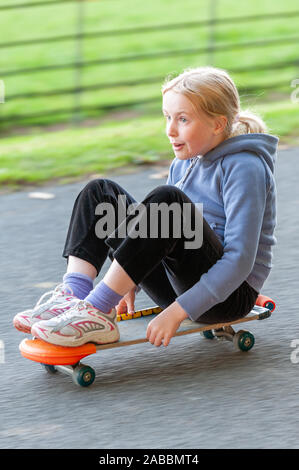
[{"x1": 19, "y1": 294, "x2": 275, "y2": 387}]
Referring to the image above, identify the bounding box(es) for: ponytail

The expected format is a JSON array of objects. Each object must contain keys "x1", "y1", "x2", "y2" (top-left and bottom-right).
[{"x1": 230, "y1": 109, "x2": 267, "y2": 138}]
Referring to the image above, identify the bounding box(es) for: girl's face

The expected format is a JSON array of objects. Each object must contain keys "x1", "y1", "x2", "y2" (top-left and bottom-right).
[{"x1": 162, "y1": 90, "x2": 226, "y2": 160}]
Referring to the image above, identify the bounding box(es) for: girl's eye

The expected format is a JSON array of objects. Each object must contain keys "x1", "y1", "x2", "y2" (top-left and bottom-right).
[{"x1": 164, "y1": 115, "x2": 187, "y2": 122}]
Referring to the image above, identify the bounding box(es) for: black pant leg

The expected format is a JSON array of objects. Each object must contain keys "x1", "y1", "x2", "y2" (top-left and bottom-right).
[
  {"x1": 138, "y1": 262, "x2": 177, "y2": 310},
  {"x1": 62, "y1": 178, "x2": 137, "y2": 275}
]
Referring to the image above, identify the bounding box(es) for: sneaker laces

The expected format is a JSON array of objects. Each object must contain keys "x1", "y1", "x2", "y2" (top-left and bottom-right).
[
  {"x1": 56, "y1": 299, "x2": 90, "y2": 322},
  {"x1": 57, "y1": 300, "x2": 114, "y2": 322},
  {"x1": 33, "y1": 283, "x2": 74, "y2": 313}
]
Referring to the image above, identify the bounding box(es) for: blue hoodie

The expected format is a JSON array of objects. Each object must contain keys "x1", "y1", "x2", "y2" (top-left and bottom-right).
[{"x1": 166, "y1": 133, "x2": 278, "y2": 321}]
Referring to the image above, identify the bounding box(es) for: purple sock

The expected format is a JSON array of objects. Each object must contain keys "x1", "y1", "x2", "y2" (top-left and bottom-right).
[
  {"x1": 85, "y1": 280, "x2": 123, "y2": 313},
  {"x1": 63, "y1": 272, "x2": 94, "y2": 300}
]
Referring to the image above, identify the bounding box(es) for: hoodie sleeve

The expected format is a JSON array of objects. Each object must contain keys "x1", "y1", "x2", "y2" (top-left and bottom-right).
[{"x1": 176, "y1": 152, "x2": 268, "y2": 321}]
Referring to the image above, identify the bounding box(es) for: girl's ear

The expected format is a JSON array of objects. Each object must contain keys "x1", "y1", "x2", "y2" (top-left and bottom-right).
[{"x1": 213, "y1": 115, "x2": 227, "y2": 135}]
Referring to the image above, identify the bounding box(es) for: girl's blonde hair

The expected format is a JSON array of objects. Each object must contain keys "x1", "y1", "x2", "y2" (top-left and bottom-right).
[{"x1": 162, "y1": 66, "x2": 267, "y2": 138}]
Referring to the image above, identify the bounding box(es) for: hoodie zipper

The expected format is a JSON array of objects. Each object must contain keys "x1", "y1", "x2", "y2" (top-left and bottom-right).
[{"x1": 177, "y1": 156, "x2": 199, "y2": 190}]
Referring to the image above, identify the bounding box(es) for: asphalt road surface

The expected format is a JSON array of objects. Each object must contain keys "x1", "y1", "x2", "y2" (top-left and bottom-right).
[{"x1": 1, "y1": 147, "x2": 299, "y2": 449}]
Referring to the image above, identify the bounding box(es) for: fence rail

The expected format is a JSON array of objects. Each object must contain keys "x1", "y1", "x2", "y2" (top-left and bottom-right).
[
  {"x1": 0, "y1": 0, "x2": 112, "y2": 11},
  {"x1": 2, "y1": 11, "x2": 299, "y2": 50},
  {"x1": 3, "y1": 79, "x2": 292, "y2": 125},
  {"x1": 1, "y1": 1, "x2": 298, "y2": 128},
  {"x1": 2, "y1": 36, "x2": 299, "y2": 80},
  {"x1": 4, "y1": 57, "x2": 299, "y2": 103}
]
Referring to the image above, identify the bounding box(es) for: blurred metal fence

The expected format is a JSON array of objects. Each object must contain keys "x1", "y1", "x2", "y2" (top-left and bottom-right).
[{"x1": 0, "y1": 0, "x2": 299, "y2": 127}]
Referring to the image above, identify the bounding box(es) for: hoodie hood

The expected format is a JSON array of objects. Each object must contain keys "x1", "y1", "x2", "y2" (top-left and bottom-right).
[{"x1": 203, "y1": 133, "x2": 279, "y2": 173}]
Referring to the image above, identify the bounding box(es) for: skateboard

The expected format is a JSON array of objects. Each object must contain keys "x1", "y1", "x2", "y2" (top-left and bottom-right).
[{"x1": 19, "y1": 294, "x2": 275, "y2": 387}]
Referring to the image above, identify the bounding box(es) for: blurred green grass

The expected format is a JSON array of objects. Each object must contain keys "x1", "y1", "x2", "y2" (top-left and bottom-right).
[
  {"x1": 0, "y1": 0, "x2": 298, "y2": 188},
  {"x1": 0, "y1": 99, "x2": 298, "y2": 189}
]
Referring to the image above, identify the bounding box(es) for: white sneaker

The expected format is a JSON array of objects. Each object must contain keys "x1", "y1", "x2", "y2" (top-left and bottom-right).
[
  {"x1": 13, "y1": 284, "x2": 77, "y2": 334},
  {"x1": 31, "y1": 299, "x2": 120, "y2": 347}
]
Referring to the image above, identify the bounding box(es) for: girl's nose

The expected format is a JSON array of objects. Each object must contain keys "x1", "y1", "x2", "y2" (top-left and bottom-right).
[{"x1": 167, "y1": 121, "x2": 178, "y2": 138}]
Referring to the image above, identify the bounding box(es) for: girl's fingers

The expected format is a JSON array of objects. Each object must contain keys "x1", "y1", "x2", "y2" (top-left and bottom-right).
[
  {"x1": 154, "y1": 332, "x2": 164, "y2": 347},
  {"x1": 126, "y1": 290, "x2": 136, "y2": 313},
  {"x1": 127, "y1": 298, "x2": 135, "y2": 314},
  {"x1": 163, "y1": 334, "x2": 171, "y2": 347},
  {"x1": 116, "y1": 299, "x2": 126, "y2": 314},
  {"x1": 116, "y1": 289, "x2": 136, "y2": 315},
  {"x1": 146, "y1": 320, "x2": 154, "y2": 340},
  {"x1": 147, "y1": 326, "x2": 164, "y2": 347}
]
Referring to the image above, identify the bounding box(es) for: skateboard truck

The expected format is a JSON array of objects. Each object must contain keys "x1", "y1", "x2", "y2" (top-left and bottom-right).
[
  {"x1": 202, "y1": 325, "x2": 255, "y2": 351},
  {"x1": 199, "y1": 305, "x2": 273, "y2": 351},
  {"x1": 43, "y1": 362, "x2": 96, "y2": 387}
]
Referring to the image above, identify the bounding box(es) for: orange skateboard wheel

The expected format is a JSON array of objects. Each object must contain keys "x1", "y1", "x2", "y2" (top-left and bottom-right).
[{"x1": 256, "y1": 294, "x2": 276, "y2": 312}]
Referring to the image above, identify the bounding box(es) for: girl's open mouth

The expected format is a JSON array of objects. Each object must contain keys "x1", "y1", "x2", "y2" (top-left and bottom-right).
[{"x1": 173, "y1": 143, "x2": 184, "y2": 151}]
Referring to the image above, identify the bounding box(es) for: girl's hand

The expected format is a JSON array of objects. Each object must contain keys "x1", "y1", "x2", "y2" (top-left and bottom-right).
[
  {"x1": 116, "y1": 287, "x2": 137, "y2": 315},
  {"x1": 146, "y1": 301, "x2": 188, "y2": 347}
]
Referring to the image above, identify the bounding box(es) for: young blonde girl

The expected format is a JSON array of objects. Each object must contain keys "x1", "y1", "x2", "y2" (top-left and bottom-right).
[{"x1": 14, "y1": 66, "x2": 278, "y2": 348}]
